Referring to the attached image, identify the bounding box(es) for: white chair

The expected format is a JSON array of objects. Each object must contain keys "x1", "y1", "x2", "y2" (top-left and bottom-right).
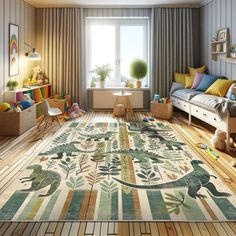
[{"x1": 38, "y1": 99, "x2": 62, "y2": 130}]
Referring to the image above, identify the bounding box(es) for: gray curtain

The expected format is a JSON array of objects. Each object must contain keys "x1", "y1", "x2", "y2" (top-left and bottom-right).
[
  {"x1": 151, "y1": 8, "x2": 194, "y2": 97},
  {"x1": 42, "y1": 8, "x2": 86, "y2": 107}
]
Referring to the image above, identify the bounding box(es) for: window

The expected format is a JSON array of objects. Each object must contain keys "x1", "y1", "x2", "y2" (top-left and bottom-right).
[{"x1": 86, "y1": 17, "x2": 150, "y2": 88}]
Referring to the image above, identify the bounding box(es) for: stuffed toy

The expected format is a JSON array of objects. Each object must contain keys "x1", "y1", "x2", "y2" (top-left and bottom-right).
[
  {"x1": 22, "y1": 93, "x2": 35, "y2": 105},
  {"x1": 211, "y1": 129, "x2": 234, "y2": 150},
  {"x1": 31, "y1": 66, "x2": 49, "y2": 85},
  {"x1": 18, "y1": 100, "x2": 32, "y2": 110}
]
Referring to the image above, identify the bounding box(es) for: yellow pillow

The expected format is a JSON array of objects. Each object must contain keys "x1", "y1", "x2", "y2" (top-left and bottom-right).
[
  {"x1": 174, "y1": 72, "x2": 188, "y2": 85},
  {"x1": 205, "y1": 79, "x2": 234, "y2": 97},
  {"x1": 189, "y1": 65, "x2": 206, "y2": 76},
  {"x1": 185, "y1": 75, "x2": 195, "y2": 88}
]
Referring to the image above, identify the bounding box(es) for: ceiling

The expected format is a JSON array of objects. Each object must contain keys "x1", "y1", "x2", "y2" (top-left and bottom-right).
[{"x1": 25, "y1": 0, "x2": 202, "y2": 8}]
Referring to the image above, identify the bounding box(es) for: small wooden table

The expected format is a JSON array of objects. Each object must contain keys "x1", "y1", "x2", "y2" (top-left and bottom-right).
[{"x1": 113, "y1": 92, "x2": 133, "y2": 120}]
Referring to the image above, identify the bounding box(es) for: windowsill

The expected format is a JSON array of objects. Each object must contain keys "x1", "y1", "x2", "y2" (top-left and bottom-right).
[{"x1": 87, "y1": 87, "x2": 150, "y2": 91}]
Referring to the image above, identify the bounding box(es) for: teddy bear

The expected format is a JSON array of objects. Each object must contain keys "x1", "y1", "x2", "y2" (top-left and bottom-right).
[
  {"x1": 22, "y1": 93, "x2": 35, "y2": 105},
  {"x1": 31, "y1": 66, "x2": 49, "y2": 85},
  {"x1": 211, "y1": 128, "x2": 234, "y2": 151}
]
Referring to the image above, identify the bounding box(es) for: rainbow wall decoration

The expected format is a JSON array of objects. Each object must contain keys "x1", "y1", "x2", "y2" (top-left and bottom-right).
[{"x1": 9, "y1": 24, "x2": 19, "y2": 77}]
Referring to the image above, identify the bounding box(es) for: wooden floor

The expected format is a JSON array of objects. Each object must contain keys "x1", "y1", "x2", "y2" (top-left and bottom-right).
[{"x1": 0, "y1": 111, "x2": 236, "y2": 236}]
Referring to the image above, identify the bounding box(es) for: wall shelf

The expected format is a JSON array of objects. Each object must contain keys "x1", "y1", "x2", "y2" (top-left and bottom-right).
[
  {"x1": 222, "y1": 57, "x2": 236, "y2": 64},
  {"x1": 211, "y1": 28, "x2": 230, "y2": 61}
]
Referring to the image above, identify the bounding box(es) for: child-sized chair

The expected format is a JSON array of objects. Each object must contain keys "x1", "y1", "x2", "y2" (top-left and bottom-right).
[{"x1": 38, "y1": 99, "x2": 62, "y2": 130}]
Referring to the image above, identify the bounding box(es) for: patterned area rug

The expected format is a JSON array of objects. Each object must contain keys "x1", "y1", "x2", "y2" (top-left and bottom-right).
[{"x1": 0, "y1": 121, "x2": 236, "y2": 221}]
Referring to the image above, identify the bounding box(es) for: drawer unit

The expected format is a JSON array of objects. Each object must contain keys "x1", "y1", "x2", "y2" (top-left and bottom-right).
[
  {"x1": 171, "y1": 96, "x2": 190, "y2": 113},
  {"x1": 190, "y1": 104, "x2": 226, "y2": 130}
]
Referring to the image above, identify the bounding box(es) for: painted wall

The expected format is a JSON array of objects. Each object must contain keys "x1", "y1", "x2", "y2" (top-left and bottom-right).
[
  {"x1": 200, "y1": 0, "x2": 236, "y2": 79},
  {"x1": 0, "y1": 0, "x2": 36, "y2": 102}
]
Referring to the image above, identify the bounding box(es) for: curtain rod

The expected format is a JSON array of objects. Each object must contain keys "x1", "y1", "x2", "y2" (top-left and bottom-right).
[{"x1": 30, "y1": 4, "x2": 200, "y2": 9}]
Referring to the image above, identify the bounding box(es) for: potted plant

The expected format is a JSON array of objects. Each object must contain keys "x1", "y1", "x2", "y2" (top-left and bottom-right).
[
  {"x1": 89, "y1": 64, "x2": 112, "y2": 88},
  {"x1": 130, "y1": 59, "x2": 147, "y2": 88},
  {"x1": 6, "y1": 80, "x2": 18, "y2": 91}
]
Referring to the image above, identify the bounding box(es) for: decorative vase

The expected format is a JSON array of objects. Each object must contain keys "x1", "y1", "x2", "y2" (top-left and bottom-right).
[
  {"x1": 99, "y1": 80, "x2": 105, "y2": 88},
  {"x1": 136, "y1": 80, "x2": 142, "y2": 88}
]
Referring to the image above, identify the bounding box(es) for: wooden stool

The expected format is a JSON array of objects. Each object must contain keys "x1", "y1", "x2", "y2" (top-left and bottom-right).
[
  {"x1": 114, "y1": 104, "x2": 125, "y2": 117},
  {"x1": 113, "y1": 92, "x2": 133, "y2": 120}
]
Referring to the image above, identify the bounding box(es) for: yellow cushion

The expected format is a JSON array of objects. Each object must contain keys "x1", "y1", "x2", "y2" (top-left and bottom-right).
[
  {"x1": 174, "y1": 72, "x2": 188, "y2": 85},
  {"x1": 189, "y1": 65, "x2": 206, "y2": 76},
  {"x1": 205, "y1": 79, "x2": 234, "y2": 97},
  {"x1": 185, "y1": 75, "x2": 195, "y2": 88}
]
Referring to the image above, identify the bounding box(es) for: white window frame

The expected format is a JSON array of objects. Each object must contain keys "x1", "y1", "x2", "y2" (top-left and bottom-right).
[{"x1": 86, "y1": 17, "x2": 150, "y2": 88}]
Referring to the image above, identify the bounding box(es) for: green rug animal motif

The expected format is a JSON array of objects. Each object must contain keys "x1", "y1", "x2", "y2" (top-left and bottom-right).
[
  {"x1": 113, "y1": 160, "x2": 231, "y2": 199},
  {"x1": 20, "y1": 165, "x2": 61, "y2": 197},
  {"x1": 0, "y1": 121, "x2": 235, "y2": 221},
  {"x1": 39, "y1": 141, "x2": 97, "y2": 159}
]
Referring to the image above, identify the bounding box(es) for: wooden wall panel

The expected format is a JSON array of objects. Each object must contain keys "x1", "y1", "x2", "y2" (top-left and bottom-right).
[
  {"x1": 0, "y1": 0, "x2": 35, "y2": 102},
  {"x1": 200, "y1": 0, "x2": 236, "y2": 80}
]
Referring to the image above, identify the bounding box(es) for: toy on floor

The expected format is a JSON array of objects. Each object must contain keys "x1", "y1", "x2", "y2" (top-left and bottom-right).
[
  {"x1": 211, "y1": 128, "x2": 234, "y2": 151},
  {"x1": 10, "y1": 102, "x2": 21, "y2": 112},
  {"x1": 64, "y1": 102, "x2": 86, "y2": 120},
  {"x1": 196, "y1": 143, "x2": 219, "y2": 160},
  {"x1": 143, "y1": 117, "x2": 155, "y2": 123}
]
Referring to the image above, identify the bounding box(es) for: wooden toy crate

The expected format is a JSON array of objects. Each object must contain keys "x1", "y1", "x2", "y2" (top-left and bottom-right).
[
  {"x1": 150, "y1": 101, "x2": 173, "y2": 120},
  {"x1": 0, "y1": 105, "x2": 36, "y2": 136}
]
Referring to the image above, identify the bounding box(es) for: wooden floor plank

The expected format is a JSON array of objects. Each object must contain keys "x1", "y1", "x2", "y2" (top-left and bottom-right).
[
  {"x1": 36, "y1": 222, "x2": 49, "y2": 236},
  {"x1": 100, "y1": 222, "x2": 108, "y2": 236},
  {"x1": 196, "y1": 222, "x2": 210, "y2": 236},
  {"x1": 133, "y1": 222, "x2": 141, "y2": 236},
  {"x1": 54, "y1": 222, "x2": 64, "y2": 236},
  {"x1": 12, "y1": 222, "x2": 28, "y2": 236},
  {"x1": 22, "y1": 222, "x2": 35, "y2": 236},
  {"x1": 204, "y1": 223, "x2": 219, "y2": 236},
  {"x1": 69, "y1": 222, "x2": 80, "y2": 236},
  {"x1": 4, "y1": 222, "x2": 18, "y2": 235},
  {"x1": 228, "y1": 222, "x2": 236, "y2": 233},
  {"x1": 118, "y1": 222, "x2": 129, "y2": 236},
  {"x1": 61, "y1": 222, "x2": 72, "y2": 235},
  {"x1": 149, "y1": 222, "x2": 159, "y2": 236},
  {"x1": 212, "y1": 223, "x2": 229, "y2": 236},
  {"x1": 179, "y1": 223, "x2": 193, "y2": 236},
  {"x1": 221, "y1": 222, "x2": 236, "y2": 236},
  {"x1": 165, "y1": 222, "x2": 178, "y2": 236},
  {"x1": 46, "y1": 222, "x2": 58, "y2": 233},
  {"x1": 0, "y1": 222, "x2": 11, "y2": 236},
  {"x1": 157, "y1": 223, "x2": 168, "y2": 236},
  {"x1": 78, "y1": 222, "x2": 86, "y2": 236},
  {"x1": 29, "y1": 222, "x2": 41, "y2": 236}
]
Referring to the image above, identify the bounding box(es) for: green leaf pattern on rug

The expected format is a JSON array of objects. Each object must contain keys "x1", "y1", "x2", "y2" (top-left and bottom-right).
[
  {"x1": 58, "y1": 158, "x2": 76, "y2": 179},
  {"x1": 66, "y1": 176, "x2": 84, "y2": 190},
  {"x1": 164, "y1": 192, "x2": 190, "y2": 215}
]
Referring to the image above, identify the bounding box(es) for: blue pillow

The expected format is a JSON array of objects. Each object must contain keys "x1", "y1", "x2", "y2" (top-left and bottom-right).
[{"x1": 196, "y1": 74, "x2": 218, "y2": 91}]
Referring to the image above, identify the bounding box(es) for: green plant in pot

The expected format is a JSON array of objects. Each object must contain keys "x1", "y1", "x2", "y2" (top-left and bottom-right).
[
  {"x1": 89, "y1": 64, "x2": 113, "y2": 88},
  {"x1": 130, "y1": 59, "x2": 147, "y2": 88},
  {"x1": 6, "y1": 80, "x2": 19, "y2": 91}
]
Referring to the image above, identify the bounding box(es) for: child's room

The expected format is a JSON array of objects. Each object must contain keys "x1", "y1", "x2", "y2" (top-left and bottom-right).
[{"x1": 0, "y1": 0, "x2": 236, "y2": 235}]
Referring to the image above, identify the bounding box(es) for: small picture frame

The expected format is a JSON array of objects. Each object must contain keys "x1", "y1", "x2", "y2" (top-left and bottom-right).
[
  {"x1": 217, "y1": 28, "x2": 228, "y2": 42},
  {"x1": 216, "y1": 44, "x2": 222, "y2": 52},
  {"x1": 9, "y1": 23, "x2": 19, "y2": 77},
  {"x1": 230, "y1": 45, "x2": 236, "y2": 59}
]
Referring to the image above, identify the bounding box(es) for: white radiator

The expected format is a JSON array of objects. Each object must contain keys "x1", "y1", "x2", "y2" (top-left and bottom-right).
[{"x1": 93, "y1": 91, "x2": 143, "y2": 109}]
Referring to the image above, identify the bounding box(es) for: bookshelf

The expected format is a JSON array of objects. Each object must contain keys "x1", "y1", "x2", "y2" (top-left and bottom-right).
[{"x1": 4, "y1": 84, "x2": 52, "y2": 117}]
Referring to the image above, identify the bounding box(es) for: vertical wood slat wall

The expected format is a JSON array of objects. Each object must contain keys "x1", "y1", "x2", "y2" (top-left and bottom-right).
[
  {"x1": 200, "y1": 0, "x2": 236, "y2": 79},
  {"x1": 0, "y1": 0, "x2": 36, "y2": 102}
]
